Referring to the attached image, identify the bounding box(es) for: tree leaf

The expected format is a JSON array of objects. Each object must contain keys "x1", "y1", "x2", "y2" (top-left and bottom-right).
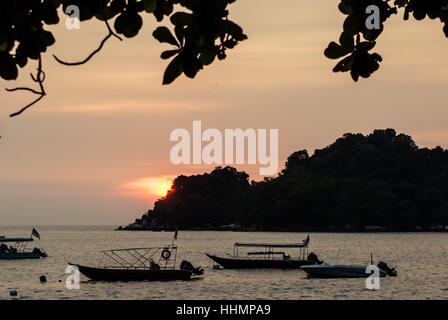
[
  {"x1": 339, "y1": 32, "x2": 354, "y2": 50},
  {"x1": 333, "y1": 54, "x2": 354, "y2": 72},
  {"x1": 170, "y1": 12, "x2": 193, "y2": 26},
  {"x1": 199, "y1": 49, "x2": 217, "y2": 66},
  {"x1": 114, "y1": 12, "x2": 143, "y2": 38},
  {"x1": 338, "y1": 3, "x2": 352, "y2": 15},
  {"x1": 0, "y1": 52, "x2": 18, "y2": 80},
  {"x1": 163, "y1": 55, "x2": 182, "y2": 85},
  {"x1": 161, "y1": 49, "x2": 179, "y2": 60},
  {"x1": 0, "y1": 41, "x2": 8, "y2": 52},
  {"x1": 324, "y1": 42, "x2": 350, "y2": 59},
  {"x1": 153, "y1": 27, "x2": 179, "y2": 47},
  {"x1": 219, "y1": 20, "x2": 247, "y2": 41},
  {"x1": 144, "y1": 0, "x2": 157, "y2": 13}
]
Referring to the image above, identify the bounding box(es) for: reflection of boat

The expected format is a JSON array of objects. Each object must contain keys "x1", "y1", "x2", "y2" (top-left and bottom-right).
[
  {"x1": 70, "y1": 245, "x2": 203, "y2": 281},
  {"x1": 301, "y1": 261, "x2": 397, "y2": 278},
  {"x1": 206, "y1": 242, "x2": 321, "y2": 269},
  {"x1": 0, "y1": 237, "x2": 47, "y2": 260}
]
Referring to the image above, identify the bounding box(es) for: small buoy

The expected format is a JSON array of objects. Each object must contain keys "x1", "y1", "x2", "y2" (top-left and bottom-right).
[
  {"x1": 40, "y1": 275, "x2": 47, "y2": 283},
  {"x1": 9, "y1": 290, "x2": 17, "y2": 296}
]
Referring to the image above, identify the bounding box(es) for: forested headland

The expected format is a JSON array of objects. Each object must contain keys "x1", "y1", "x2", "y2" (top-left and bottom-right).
[{"x1": 119, "y1": 129, "x2": 448, "y2": 232}]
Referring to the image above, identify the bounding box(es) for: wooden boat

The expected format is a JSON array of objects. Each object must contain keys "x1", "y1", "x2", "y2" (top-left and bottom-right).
[
  {"x1": 206, "y1": 241, "x2": 321, "y2": 269},
  {"x1": 301, "y1": 261, "x2": 397, "y2": 278},
  {"x1": 70, "y1": 264, "x2": 193, "y2": 281},
  {"x1": 0, "y1": 237, "x2": 47, "y2": 260},
  {"x1": 70, "y1": 245, "x2": 202, "y2": 281}
]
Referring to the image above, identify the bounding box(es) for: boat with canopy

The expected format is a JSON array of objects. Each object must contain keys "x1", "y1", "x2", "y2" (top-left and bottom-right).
[
  {"x1": 0, "y1": 236, "x2": 47, "y2": 260},
  {"x1": 206, "y1": 239, "x2": 322, "y2": 269},
  {"x1": 70, "y1": 245, "x2": 204, "y2": 281}
]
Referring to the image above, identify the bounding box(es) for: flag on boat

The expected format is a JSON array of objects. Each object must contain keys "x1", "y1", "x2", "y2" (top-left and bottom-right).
[
  {"x1": 302, "y1": 234, "x2": 310, "y2": 245},
  {"x1": 31, "y1": 228, "x2": 40, "y2": 240}
]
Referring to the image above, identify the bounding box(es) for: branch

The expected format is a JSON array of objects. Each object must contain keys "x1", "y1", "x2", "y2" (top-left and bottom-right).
[
  {"x1": 6, "y1": 87, "x2": 41, "y2": 95},
  {"x1": 7, "y1": 55, "x2": 46, "y2": 118},
  {"x1": 53, "y1": 20, "x2": 122, "y2": 66}
]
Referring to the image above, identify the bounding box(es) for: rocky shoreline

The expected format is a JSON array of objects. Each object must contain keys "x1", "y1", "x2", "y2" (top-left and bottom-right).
[{"x1": 116, "y1": 222, "x2": 448, "y2": 232}]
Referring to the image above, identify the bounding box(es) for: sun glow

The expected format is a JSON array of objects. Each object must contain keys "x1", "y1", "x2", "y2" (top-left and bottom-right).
[
  {"x1": 156, "y1": 181, "x2": 172, "y2": 197},
  {"x1": 122, "y1": 176, "x2": 174, "y2": 199}
]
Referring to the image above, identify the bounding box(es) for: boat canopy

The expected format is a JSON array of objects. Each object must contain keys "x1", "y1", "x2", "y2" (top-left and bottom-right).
[
  {"x1": 0, "y1": 238, "x2": 33, "y2": 243},
  {"x1": 234, "y1": 243, "x2": 307, "y2": 248}
]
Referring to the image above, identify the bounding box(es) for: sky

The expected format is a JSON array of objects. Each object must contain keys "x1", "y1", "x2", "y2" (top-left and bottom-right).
[{"x1": 1, "y1": 0, "x2": 448, "y2": 225}]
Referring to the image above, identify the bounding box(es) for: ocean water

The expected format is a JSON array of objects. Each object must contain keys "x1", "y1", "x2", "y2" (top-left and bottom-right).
[{"x1": 0, "y1": 226, "x2": 447, "y2": 300}]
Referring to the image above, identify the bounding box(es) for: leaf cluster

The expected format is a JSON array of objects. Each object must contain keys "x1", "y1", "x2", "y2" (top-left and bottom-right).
[
  {"x1": 0, "y1": 0, "x2": 246, "y2": 84},
  {"x1": 325, "y1": 0, "x2": 448, "y2": 81}
]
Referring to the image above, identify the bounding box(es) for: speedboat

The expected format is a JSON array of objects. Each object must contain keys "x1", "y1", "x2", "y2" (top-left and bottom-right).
[
  {"x1": 0, "y1": 237, "x2": 47, "y2": 260},
  {"x1": 70, "y1": 245, "x2": 203, "y2": 281},
  {"x1": 301, "y1": 261, "x2": 397, "y2": 278}
]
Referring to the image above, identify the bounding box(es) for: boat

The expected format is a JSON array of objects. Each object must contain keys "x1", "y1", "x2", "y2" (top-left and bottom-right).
[
  {"x1": 0, "y1": 237, "x2": 47, "y2": 260},
  {"x1": 70, "y1": 245, "x2": 203, "y2": 281},
  {"x1": 205, "y1": 241, "x2": 322, "y2": 269},
  {"x1": 301, "y1": 261, "x2": 397, "y2": 278}
]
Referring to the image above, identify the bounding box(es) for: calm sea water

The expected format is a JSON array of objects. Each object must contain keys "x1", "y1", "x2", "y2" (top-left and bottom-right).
[{"x1": 0, "y1": 226, "x2": 447, "y2": 300}]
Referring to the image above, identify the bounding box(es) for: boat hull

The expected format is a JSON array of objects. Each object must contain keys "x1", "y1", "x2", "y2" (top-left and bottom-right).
[
  {"x1": 0, "y1": 253, "x2": 44, "y2": 260},
  {"x1": 71, "y1": 264, "x2": 193, "y2": 281},
  {"x1": 300, "y1": 264, "x2": 387, "y2": 278},
  {"x1": 206, "y1": 254, "x2": 315, "y2": 269}
]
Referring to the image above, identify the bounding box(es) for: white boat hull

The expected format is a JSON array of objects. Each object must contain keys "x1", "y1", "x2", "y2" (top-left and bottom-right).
[
  {"x1": 301, "y1": 264, "x2": 387, "y2": 278},
  {"x1": 0, "y1": 253, "x2": 44, "y2": 260}
]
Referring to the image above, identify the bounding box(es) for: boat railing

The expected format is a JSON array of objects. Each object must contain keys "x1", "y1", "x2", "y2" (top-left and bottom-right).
[
  {"x1": 0, "y1": 238, "x2": 34, "y2": 254},
  {"x1": 233, "y1": 243, "x2": 309, "y2": 260},
  {"x1": 247, "y1": 251, "x2": 285, "y2": 255},
  {"x1": 98, "y1": 246, "x2": 178, "y2": 270}
]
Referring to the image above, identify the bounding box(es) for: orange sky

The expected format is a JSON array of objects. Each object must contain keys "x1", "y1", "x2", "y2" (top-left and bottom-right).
[{"x1": 1, "y1": 0, "x2": 448, "y2": 225}]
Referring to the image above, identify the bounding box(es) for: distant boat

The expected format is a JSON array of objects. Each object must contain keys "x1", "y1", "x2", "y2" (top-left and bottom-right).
[
  {"x1": 0, "y1": 237, "x2": 47, "y2": 260},
  {"x1": 206, "y1": 240, "x2": 322, "y2": 269},
  {"x1": 301, "y1": 261, "x2": 397, "y2": 278},
  {"x1": 70, "y1": 245, "x2": 203, "y2": 281}
]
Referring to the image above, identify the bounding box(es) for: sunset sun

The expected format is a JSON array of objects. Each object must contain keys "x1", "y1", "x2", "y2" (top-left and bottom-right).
[
  {"x1": 122, "y1": 176, "x2": 174, "y2": 200},
  {"x1": 156, "y1": 181, "x2": 172, "y2": 197}
]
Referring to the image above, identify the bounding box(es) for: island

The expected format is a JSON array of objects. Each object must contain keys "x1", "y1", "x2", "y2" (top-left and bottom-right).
[{"x1": 118, "y1": 129, "x2": 448, "y2": 232}]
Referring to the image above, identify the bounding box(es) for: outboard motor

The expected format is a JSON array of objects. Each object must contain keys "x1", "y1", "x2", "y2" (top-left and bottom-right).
[
  {"x1": 180, "y1": 260, "x2": 204, "y2": 275},
  {"x1": 307, "y1": 252, "x2": 323, "y2": 264},
  {"x1": 377, "y1": 261, "x2": 397, "y2": 277},
  {"x1": 32, "y1": 248, "x2": 47, "y2": 258}
]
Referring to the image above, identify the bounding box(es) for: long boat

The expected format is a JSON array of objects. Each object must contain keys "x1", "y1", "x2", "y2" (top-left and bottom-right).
[
  {"x1": 206, "y1": 242, "x2": 321, "y2": 269},
  {"x1": 71, "y1": 264, "x2": 193, "y2": 281},
  {"x1": 70, "y1": 245, "x2": 203, "y2": 281},
  {"x1": 0, "y1": 237, "x2": 47, "y2": 260}
]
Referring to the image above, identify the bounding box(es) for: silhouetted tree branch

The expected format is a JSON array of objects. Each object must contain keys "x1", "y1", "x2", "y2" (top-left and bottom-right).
[
  {"x1": 6, "y1": 55, "x2": 46, "y2": 118},
  {"x1": 1, "y1": 0, "x2": 246, "y2": 117},
  {"x1": 53, "y1": 20, "x2": 123, "y2": 66}
]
